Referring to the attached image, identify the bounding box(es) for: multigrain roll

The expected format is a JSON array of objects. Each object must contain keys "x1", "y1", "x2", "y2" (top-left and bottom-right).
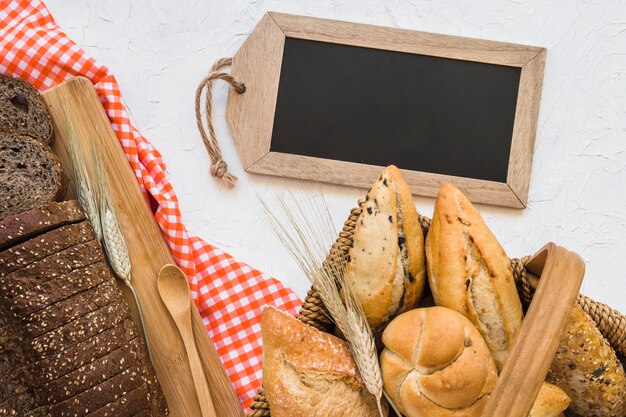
[
  {"x1": 345, "y1": 165, "x2": 426, "y2": 334},
  {"x1": 425, "y1": 183, "x2": 523, "y2": 371},
  {"x1": 547, "y1": 304, "x2": 626, "y2": 417},
  {"x1": 261, "y1": 306, "x2": 384, "y2": 417},
  {"x1": 380, "y1": 307, "x2": 497, "y2": 417}
]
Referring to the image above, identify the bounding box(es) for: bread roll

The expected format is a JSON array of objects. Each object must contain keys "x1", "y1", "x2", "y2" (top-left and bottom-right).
[
  {"x1": 425, "y1": 183, "x2": 522, "y2": 370},
  {"x1": 261, "y1": 306, "x2": 383, "y2": 417},
  {"x1": 529, "y1": 382, "x2": 571, "y2": 417},
  {"x1": 547, "y1": 304, "x2": 626, "y2": 417},
  {"x1": 380, "y1": 307, "x2": 497, "y2": 417},
  {"x1": 346, "y1": 165, "x2": 425, "y2": 334}
]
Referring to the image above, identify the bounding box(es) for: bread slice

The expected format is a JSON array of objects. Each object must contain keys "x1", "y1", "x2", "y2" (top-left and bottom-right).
[
  {"x1": 425, "y1": 183, "x2": 523, "y2": 371},
  {"x1": 346, "y1": 165, "x2": 426, "y2": 334},
  {"x1": 0, "y1": 200, "x2": 84, "y2": 251},
  {"x1": 0, "y1": 221, "x2": 95, "y2": 276},
  {"x1": 262, "y1": 306, "x2": 384, "y2": 417},
  {"x1": 547, "y1": 304, "x2": 626, "y2": 417},
  {"x1": 0, "y1": 133, "x2": 66, "y2": 221},
  {"x1": 85, "y1": 383, "x2": 152, "y2": 417},
  {"x1": 4, "y1": 260, "x2": 110, "y2": 318},
  {"x1": 42, "y1": 338, "x2": 145, "y2": 405},
  {"x1": 23, "y1": 279, "x2": 122, "y2": 339},
  {"x1": 0, "y1": 239, "x2": 104, "y2": 299},
  {"x1": 29, "y1": 298, "x2": 130, "y2": 357},
  {"x1": 0, "y1": 74, "x2": 53, "y2": 145}
]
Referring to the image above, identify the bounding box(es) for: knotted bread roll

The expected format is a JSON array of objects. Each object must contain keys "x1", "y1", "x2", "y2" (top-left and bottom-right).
[{"x1": 380, "y1": 307, "x2": 497, "y2": 417}]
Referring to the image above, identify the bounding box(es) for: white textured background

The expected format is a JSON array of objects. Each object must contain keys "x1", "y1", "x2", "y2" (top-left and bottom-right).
[{"x1": 45, "y1": 0, "x2": 626, "y2": 312}]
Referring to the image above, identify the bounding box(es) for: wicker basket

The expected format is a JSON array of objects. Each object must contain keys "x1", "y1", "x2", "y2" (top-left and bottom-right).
[{"x1": 246, "y1": 199, "x2": 626, "y2": 417}]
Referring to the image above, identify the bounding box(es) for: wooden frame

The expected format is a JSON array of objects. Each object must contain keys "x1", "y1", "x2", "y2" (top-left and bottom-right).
[{"x1": 226, "y1": 12, "x2": 546, "y2": 208}]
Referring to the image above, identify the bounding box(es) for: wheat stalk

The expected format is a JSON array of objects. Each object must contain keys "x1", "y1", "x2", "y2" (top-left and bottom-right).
[
  {"x1": 67, "y1": 127, "x2": 101, "y2": 242},
  {"x1": 260, "y1": 190, "x2": 385, "y2": 417},
  {"x1": 94, "y1": 149, "x2": 152, "y2": 360}
]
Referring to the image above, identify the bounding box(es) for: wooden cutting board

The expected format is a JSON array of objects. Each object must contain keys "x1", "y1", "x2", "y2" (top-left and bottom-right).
[{"x1": 43, "y1": 77, "x2": 242, "y2": 417}]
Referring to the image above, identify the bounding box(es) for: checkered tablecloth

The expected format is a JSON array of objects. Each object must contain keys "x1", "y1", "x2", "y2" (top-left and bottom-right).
[{"x1": 0, "y1": 0, "x2": 301, "y2": 409}]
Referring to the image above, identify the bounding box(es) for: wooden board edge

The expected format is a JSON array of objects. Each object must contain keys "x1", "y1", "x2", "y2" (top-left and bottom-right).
[
  {"x1": 506, "y1": 49, "x2": 547, "y2": 206},
  {"x1": 269, "y1": 11, "x2": 544, "y2": 67},
  {"x1": 43, "y1": 77, "x2": 242, "y2": 417},
  {"x1": 249, "y1": 151, "x2": 525, "y2": 208},
  {"x1": 227, "y1": 13, "x2": 285, "y2": 169}
]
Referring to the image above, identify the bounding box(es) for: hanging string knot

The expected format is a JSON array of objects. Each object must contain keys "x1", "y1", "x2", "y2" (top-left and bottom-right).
[
  {"x1": 210, "y1": 159, "x2": 229, "y2": 178},
  {"x1": 195, "y1": 57, "x2": 244, "y2": 189}
]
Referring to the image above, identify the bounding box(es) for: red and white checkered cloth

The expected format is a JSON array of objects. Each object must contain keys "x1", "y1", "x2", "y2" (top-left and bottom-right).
[{"x1": 0, "y1": 0, "x2": 301, "y2": 410}]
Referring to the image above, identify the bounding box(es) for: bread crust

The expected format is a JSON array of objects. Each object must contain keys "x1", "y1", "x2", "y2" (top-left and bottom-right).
[
  {"x1": 547, "y1": 304, "x2": 626, "y2": 417},
  {"x1": 262, "y1": 306, "x2": 382, "y2": 417},
  {"x1": 346, "y1": 165, "x2": 425, "y2": 333},
  {"x1": 529, "y1": 382, "x2": 571, "y2": 417},
  {"x1": 425, "y1": 184, "x2": 522, "y2": 370},
  {"x1": 380, "y1": 307, "x2": 497, "y2": 417}
]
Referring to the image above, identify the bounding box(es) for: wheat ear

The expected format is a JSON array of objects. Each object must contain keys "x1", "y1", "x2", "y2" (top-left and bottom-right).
[
  {"x1": 66, "y1": 125, "x2": 102, "y2": 242},
  {"x1": 94, "y1": 150, "x2": 152, "y2": 360},
  {"x1": 260, "y1": 190, "x2": 385, "y2": 417}
]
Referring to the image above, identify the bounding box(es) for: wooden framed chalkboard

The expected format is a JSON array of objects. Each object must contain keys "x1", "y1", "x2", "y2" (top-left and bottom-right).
[{"x1": 225, "y1": 12, "x2": 546, "y2": 208}]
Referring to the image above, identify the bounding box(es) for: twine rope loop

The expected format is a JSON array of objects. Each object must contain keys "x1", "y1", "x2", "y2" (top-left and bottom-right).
[{"x1": 195, "y1": 57, "x2": 245, "y2": 188}]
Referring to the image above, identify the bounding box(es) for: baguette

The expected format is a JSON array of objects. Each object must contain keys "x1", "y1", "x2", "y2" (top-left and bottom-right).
[
  {"x1": 346, "y1": 165, "x2": 426, "y2": 333},
  {"x1": 425, "y1": 183, "x2": 523, "y2": 371}
]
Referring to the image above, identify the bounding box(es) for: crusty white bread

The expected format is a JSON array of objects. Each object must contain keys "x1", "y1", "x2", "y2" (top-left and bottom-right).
[
  {"x1": 261, "y1": 306, "x2": 384, "y2": 417},
  {"x1": 346, "y1": 165, "x2": 425, "y2": 334},
  {"x1": 380, "y1": 307, "x2": 497, "y2": 417},
  {"x1": 425, "y1": 183, "x2": 523, "y2": 371},
  {"x1": 529, "y1": 382, "x2": 571, "y2": 417},
  {"x1": 547, "y1": 303, "x2": 626, "y2": 417}
]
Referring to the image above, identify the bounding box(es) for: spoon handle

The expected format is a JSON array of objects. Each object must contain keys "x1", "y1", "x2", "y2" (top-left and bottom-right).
[{"x1": 179, "y1": 313, "x2": 218, "y2": 417}]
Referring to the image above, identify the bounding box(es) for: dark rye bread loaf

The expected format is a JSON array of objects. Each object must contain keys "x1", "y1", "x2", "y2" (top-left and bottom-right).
[
  {"x1": 0, "y1": 74, "x2": 53, "y2": 144},
  {"x1": 0, "y1": 221, "x2": 95, "y2": 275},
  {"x1": 0, "y1": 133, "x2": 67, "y2": 221},
  {"x1": 0, "y1": 200, "x2": 84, "y2": 251},
  {"x1": 0, "y1": 201, "x2": 167, "y2": 416}
]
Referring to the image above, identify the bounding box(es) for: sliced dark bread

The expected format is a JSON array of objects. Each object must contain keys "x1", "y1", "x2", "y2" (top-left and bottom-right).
[
  {"x1": 29, "y1": 298, "x2": 130, "y2": 357},
  {"x1": 0, "y1": 74, "x2": 53, "y2": 145},
  {"x1": 5, "y1": 260, "x2": 110, "y2": 318},
  {"x1": 0, "y1": 240, "x2": 103, "y2": 299},
  {"x1": 0, "y1": 133, "x2": 66, "y2": 221},
  {"x1": 24, "y1": 279, "x2": 122, "y2": 338},
  {"x1": 0, "y1": 200, "x2": 84, "y2": 251},
  {"x1": 0, "y1": 390, "x2": 37, "y2": 416},
  {"x1": 33, "y1": 319, "x2": 138, "y2": 382},
  {"x1": 42, "y1": 338, "x2": 145, "y2": 405},
  {"x1": 48, "y1": 360, "x2": 146, "y2": 416},
  {"x1": 85, "y1": 383, "x2": 152, "y2": 417},
  {"x1": 0, "y1": 221, "x2": 95, "y2": 275}
]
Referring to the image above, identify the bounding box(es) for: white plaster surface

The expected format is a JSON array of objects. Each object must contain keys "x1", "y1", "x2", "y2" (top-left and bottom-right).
[{"x1": 45, "y1": 0, "x2": 626, "y2": 312}]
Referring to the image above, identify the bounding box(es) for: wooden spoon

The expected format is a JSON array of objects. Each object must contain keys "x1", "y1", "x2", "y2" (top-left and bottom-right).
[{"x1": 158, "y1": 264, "x2": 217, "y2": 417}]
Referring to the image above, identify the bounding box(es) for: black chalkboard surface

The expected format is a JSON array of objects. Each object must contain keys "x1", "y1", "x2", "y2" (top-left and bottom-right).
[
  {"x1": 271, "y1": 38, "x2": 521, "y2": 183},
  {"x1": 226, "y1": 12, "x2": 546, "y2": 207}
]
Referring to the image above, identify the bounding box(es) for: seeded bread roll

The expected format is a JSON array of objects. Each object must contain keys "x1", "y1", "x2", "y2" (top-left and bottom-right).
[
  {"x1": 0, "y1": 74, "x2": 53, "y2": 144},
  {"x1": 0, "y1": 200, "x2": 84, "y2": 251},
  {"x1": 547, "y1": 304, "x2": 626, "y2": 417},
  {"x1": 0, "y1": 133, "x2": 66, "y2": 220},
  {"x1": 425, "y1": 183, "x2": 523, "y2": 371},
  {"x1": 380, "y1": 307, "x2": 497, "y2": 417},
  {"x1": 262, "y1": 306, "x2": 385, "y2": 417},
  {"x1": 346, "y1": 165, "x2": 426, "y2": 334}
]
